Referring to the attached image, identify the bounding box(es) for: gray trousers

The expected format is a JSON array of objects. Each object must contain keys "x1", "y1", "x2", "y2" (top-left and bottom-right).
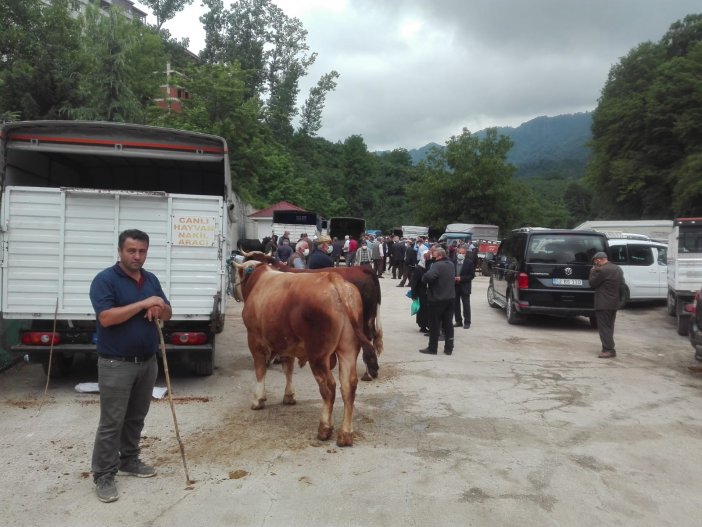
[
  {"x1": 596, "y1": 309, "x2": 617, "y2": 353},
  {"x1": 92, "y1": 355, "x2": 157, "y2": 481}
]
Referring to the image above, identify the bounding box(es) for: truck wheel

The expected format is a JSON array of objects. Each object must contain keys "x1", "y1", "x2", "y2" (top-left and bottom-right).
[
  {"x1": 506, "y1": 291, "x2": 523, "y2": 325},
  {"x1": 667, "y1": 290, "x2": 676, "y2": 316},
  {"x1": 41, "y1": 354, "x2": 73, "y2": 378},
  {"x1": 676, "y1": 312, "x2": 690, "y2": 336},
  {"x1": 618, "y1": 285, "x2": 630, "y2": 310},
  {"x1": 194, "y1": 346, "x2": 215, "y2": 376},
  {"x1": 487, "y1": 282, "x2": 499, "y2": 308}
]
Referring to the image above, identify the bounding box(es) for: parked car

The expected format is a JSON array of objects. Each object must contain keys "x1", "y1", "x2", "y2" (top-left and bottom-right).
[
  {"x1": 687, "y1": 288, "x2": 702, "y2": 361},
  {"x1": 607, "y1": 236, "x2": 667, "y2": 307},
  {"x1": 486, "y1": 228, "x2": 608, "y2": 326}
]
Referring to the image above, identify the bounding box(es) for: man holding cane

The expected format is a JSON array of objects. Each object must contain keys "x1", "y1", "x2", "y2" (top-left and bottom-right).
[{"x1": 89, "y1": 229, "x2": 172, "y2": 503}]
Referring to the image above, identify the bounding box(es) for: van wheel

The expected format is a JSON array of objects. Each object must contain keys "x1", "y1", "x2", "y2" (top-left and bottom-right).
[
  {"x1": 667, "y1": 290, "x2": 676, "y2": 316},
  {"x1": 618, "y1": 285, "x2": 630, "y2": 309},
  {"x1": 506, "y1": 291, "x2": 523, "y2": 325},
  {"x1": 487, "y1": 282, "x2": 499, "y2": 308},
  {"x1": 676, "y1": 312, "x2": 690, "y2": 336}
]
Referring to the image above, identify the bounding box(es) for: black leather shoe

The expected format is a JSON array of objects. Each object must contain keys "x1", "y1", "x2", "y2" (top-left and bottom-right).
[
  {"x1": 444, "y1": 349, "x2": 453, "y2": 355},
  {"x1": 463, "y1": 323, "x2": 471, "y2": 329},
  {"x1": 419, "y1": 348, "x2": 437, "y2": 355}
]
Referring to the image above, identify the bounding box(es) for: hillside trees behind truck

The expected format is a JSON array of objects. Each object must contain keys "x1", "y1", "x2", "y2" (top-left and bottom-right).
[{"x1": 588, "y1": 14, "x2": 702, "y2": 218}]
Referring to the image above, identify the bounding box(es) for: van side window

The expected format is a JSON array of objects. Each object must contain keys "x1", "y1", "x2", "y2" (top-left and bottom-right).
[
  {"x1": 628, "y1": 245, "x2": 653, "y2": 266},
  {"x1": 609, "y1": 245, "x2": 627, "y2": 264}
]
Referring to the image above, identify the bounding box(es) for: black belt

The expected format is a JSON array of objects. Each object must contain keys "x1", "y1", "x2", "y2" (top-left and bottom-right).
[{"x1": 98, "y1": 354, "x2": 154, "y2": 363}]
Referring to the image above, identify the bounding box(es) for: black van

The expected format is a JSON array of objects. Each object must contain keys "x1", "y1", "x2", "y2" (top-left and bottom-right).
[{"x1": 486, "y1": 228, "x2": 608, "y2": 325}]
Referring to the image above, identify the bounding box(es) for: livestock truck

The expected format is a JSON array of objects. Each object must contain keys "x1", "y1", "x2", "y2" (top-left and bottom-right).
[
  {"x1": 667, "y1": 218, "x2": 702, "y2": 335},
  {"x1": 0, "y1": 121, "x2": 239, "y2": 376}
]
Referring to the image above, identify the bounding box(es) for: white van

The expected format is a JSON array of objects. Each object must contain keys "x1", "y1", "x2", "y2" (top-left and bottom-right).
[{"x1": 607, "y1": 235, "x2": 668, "y2": 306}]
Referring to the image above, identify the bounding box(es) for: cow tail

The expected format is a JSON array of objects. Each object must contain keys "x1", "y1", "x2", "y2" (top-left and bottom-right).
[
  {"x1": 369, "y1": 273, "x2": 383, "y2": 356},
  {"x1": 333, "y1": 277, "x2": 379, "y2": 379}
]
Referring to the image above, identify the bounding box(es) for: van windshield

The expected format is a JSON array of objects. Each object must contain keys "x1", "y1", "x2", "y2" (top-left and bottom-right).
[{"x1": 526, "y1": 234, "x2": 606, "y2": 264}]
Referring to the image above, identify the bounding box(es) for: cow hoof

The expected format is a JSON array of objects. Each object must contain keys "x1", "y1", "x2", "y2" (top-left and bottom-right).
[
  {"x1": 317, "y1": 424, "x2": 334, "y2": 441},
  {"x1": 336, "y1": 431, "x2": 354, "y2": 447},
  {"x1": 361, "y1": 371, "x2": 373, "y2": 382},
  {"x1": 283, "y1": 394, "x2": 296, "y2": 405},
  {"x1": 251, "y1": 400, "x2": 266, "y2": 410}
]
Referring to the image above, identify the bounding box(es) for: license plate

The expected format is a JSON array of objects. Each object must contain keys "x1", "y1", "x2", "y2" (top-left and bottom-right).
[{"x1": 553, "y1": 278, "x2": 583, "y2": 286}]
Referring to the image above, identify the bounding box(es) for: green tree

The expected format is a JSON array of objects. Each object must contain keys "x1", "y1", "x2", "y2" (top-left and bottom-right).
[
  {"x1": 299, "y1": 71, "x2": 340, "y2": 136},
  {"x1": 200, "y1": 0, "x2": 336, "y2": 144},
  {"x1": 588, "y1": 14, "x2": 702, "y2": 217},
  {"x1": 0, "y1": 0, "x2": 83, "y2": 120},
  {"x1": 408, "y1": 128, "x2": 520, "y2": 231},
  {"x1": 140, "y1": 0, "x2": 194, "y2": 30},
  {"x1": 67, "y1": 6, "x2": 166, "y2": 122}
]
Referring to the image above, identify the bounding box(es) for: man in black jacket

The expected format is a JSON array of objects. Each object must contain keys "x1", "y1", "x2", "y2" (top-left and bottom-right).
[
  {"x1": 453, "y1": 246, "x2": 475, "y2": 329},
  {"x1": 390, "y1": 237, "x2": 406, "y2": 279},
  {"x1": 419, "y1": 246, "x2": 456, "y2": 355},
  {"x1": 398, "y1": 239, "x2": 417, "y2": 287},
  {"x1": 589, "y1": 251, "x2": 624, "y2": 358}
]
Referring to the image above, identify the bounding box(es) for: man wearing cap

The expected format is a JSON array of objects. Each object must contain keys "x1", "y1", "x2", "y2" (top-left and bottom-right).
[
  {"x1": 308, "y1": 235, "x2": 334, "y2": 269},
  {"x1": 589, "y1": 251, "x2": 624, "y2": 358}
]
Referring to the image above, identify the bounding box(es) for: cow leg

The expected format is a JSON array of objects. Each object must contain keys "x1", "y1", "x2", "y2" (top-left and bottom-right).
[
  {"x1": 281, "y1": 357, "x2": 296, "y2": 405},
  {"x1": 251, "y1": 349, "x2": 268, "y2": 410},
  {"x1": 310, "y1": 361, "x2": 336, "y2": 441},
  {"x1": 336, "y1": 346, "x2": 359, "y2": 447}
]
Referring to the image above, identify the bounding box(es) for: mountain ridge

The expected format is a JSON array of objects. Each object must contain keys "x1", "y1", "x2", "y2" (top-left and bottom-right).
[{"x1": 403, "y1": 112, "x2": 592, "y2": 179}]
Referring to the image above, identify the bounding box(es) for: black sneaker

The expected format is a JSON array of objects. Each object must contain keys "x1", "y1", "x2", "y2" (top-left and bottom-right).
[
  {"x1": 95, "y1": 474, "x2": 118, "y2": 503},
  {"x1": 419, "y1": 347, "x2": 437, "y2": 355},
  {"x1": 119, "y1": 459, "x2": 156, "y2": 478},
  {"x1": 463, "y1": 323, "x2": 471, "y2": 329},
  {"x1": 444, "y1": 349, "x2": 453, "y2": 355}
]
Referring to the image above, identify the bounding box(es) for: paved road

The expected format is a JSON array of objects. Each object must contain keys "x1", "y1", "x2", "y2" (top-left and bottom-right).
[{"x1": 1, "y1": 274, "x2": 701, "y2": 527}]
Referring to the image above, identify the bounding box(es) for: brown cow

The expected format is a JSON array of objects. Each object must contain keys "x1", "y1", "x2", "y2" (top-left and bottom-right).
[
  {"x1": 240, "y1": 251, "x2": 383, "y2": 380},
  {"x1": 232, "y1": 260, "x2": 375, "y2": 446}
]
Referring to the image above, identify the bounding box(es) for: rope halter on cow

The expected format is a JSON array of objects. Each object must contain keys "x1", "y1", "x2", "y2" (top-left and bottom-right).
[{"x1": 231, "y1": 259, "x2": 262, "y2": 302}]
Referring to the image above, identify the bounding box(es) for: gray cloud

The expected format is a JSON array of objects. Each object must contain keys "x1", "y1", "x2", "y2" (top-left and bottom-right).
[{"x1": 153, "y1": 0, "x2": 701, "y2": 150}]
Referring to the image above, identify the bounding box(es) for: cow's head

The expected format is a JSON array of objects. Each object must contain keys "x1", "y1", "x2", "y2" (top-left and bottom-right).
[{"x1": 231, "y1": 259, "x2": 262, "y2": 302}]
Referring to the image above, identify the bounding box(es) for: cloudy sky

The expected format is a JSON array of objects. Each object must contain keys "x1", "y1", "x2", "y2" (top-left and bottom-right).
[{"x1": 134, "y1": 0, "x2": 700, "y2": 151}]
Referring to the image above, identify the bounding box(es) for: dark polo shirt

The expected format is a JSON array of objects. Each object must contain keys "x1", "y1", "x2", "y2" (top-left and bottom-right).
[{"x1": 89, "y1": 263, "x2": 170, "y2": 358}]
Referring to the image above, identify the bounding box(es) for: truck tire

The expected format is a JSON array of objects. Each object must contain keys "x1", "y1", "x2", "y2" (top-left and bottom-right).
[
  {"x1": 41, "y1": 354, "x2": 73, "y2": 378},
  {"x1": 676, "y1": 312, "x2": 690, "y2": 336},
  {"x1": 667, "y1": 290, "x2": 676, "y2": 316},
  {"x1": 193, "y1": 345, "x2": 215, "y2": 376}
]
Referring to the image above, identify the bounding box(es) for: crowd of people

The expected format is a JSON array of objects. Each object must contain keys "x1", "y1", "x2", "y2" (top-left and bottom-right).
[{"x1": 261, "y1": 231, "x2": 479, "y2": 357}]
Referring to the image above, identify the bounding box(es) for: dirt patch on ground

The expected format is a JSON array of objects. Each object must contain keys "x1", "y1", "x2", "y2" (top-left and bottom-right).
[
  {"x1": 4, "y1": 397, "x2": 53, "y2": 409},
  {"x1": 153, "y1": 396, "x2": 211, "y2": 404}
]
